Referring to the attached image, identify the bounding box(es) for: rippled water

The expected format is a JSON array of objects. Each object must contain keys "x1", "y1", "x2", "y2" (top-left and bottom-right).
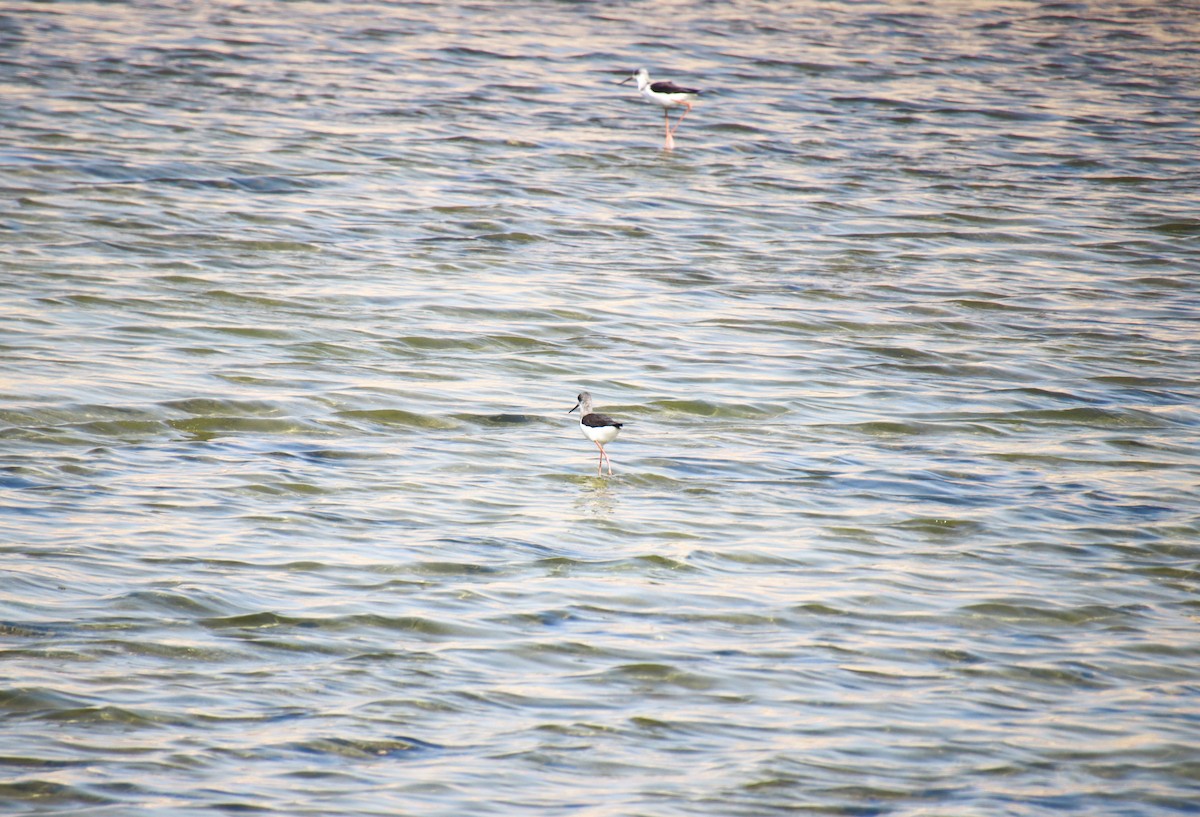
[{"x1": 3, "y1": 1, "x2": 1199, "y2": 814}]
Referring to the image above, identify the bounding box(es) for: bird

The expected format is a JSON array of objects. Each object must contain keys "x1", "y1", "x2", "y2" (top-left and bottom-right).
[
  {"x1": 568, "y1": 391, "x2": 624, "y2": 476},
  {"x1": 618, "y1": 67, "x2": 703, "y2": 150}
]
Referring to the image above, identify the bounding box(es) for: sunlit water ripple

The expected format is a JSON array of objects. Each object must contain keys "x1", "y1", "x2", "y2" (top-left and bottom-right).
[{"x1": 2, "y1": 1, "x2": 1199, "y2": 815}]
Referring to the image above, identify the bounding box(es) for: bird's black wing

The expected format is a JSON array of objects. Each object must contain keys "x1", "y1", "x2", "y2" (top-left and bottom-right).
[
  {"x1": 582, "y1": 413, "x2": 623, "y2": 429},
  {"x1": 650, "y1": 81, "x2": 701, "y2": 95}
]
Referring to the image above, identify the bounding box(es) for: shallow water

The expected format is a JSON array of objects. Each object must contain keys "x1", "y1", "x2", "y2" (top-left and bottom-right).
[{"x1": 2, "y1": 1, "x2": 1199, "y2": 815}]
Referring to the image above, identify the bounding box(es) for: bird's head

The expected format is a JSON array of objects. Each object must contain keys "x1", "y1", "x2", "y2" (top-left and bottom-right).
[{"x1": 618, "y1": 68, "x2": 649, "y2": 87}]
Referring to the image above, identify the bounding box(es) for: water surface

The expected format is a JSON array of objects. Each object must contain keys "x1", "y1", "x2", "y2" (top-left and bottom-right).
[{"x1": 2, "y1": 1, "x2": 1199, "y2": 815}]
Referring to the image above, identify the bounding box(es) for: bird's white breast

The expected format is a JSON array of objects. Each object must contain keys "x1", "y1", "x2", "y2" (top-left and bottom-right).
[{"x1": 581, "y1": 423, "x2": 620, "y2": 445}]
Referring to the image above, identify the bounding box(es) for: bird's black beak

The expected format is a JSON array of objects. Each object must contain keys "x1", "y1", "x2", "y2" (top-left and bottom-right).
[
  {"x1": 568, "y1": 402, "x2": 580, "y2": 414},
  {"x1": 617, "y1": 75, "x2": 633, "y2": 85}
]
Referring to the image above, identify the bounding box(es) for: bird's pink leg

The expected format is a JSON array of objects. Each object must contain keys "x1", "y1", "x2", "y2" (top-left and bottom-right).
[
  {"x1": 669, "y1": 101, "x2": 693, "y2": 136},
  {"x1": 663, "y1": 109, "x2": 675, "y2": 151},
  {"x1": 594, "y1": 441, "x2": 614, "y2": 476}
]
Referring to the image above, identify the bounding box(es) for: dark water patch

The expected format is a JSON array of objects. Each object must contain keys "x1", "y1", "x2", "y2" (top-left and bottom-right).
[
  {"x1": 631, "y1": 553, "x2": 694, "y2": 572},
  {"x1": 388, "y1": 334, "x2": 488, "y2": 352},
  {"x1": 648, "y1": 399, "x2": 783, "y2": 419},
  {"x1": 934, "y1": 105, "x2": 1059, "y2": 122},
  {"x1": 897, "y1": 363, "x2": 1027, "y2": 383},
  {"x1": 335, "y1": 409, "x2": 457, "y2": 430},
  {"x1": 166, "y1": 416, "x2": 317, "y2": 439},
  {"x1": 195, "y1": 611, "x2": 476, "y2": 639},
  {"x1": 109, "y1": 589, "x2": 227, "y2": 617},
  {"x1": 671, "y1": 610, "x2": 782, "y2": 628},
  {"x1": 948, "y1": 298, "x2": 1041, "y2": 313},
  {"x1": 692, "y1": 549, "x2": 811, "y2": 569},
  {"x1": 1128, "y1": 276, "x2": 1198, "y2": 291},
  {"x1": 38, "y1": 704, "x2": 183, "y2": 728},
  {"x1": 889, "y1": 517, "x2": 985, "y2": 537},
  {"x1": 0, "y1": 779, "x2": 114, "y2": 807},
  {"x1": 1008, "y1": 406, "x2": 1169, "y2": 428},
  {"x1": 0, "y1": 687, "x2": 94, "y2": 716},
  {"x1": 198, "y1": 612, "x2": 306, "y2": 630},
  {"x1": 0, "y1": 427, "x2": 100, "y2": 447},
  {"x1": 454, "y1": 412, "x2": 541, "y2": 426},
  {"x1": 288, "y1": 447, "x2": 392, "y2": 463},
  {"x1": 240, "y1": 480, "x2": 330, "y2": 497},
  {"x1": 175, "y1": 346, "x2": 223, "y2": 356},
  {"x1": 494, "y1": 607, "x2": 578, "y2": 628},
  {"x1": 793, "y1": 602, "x2": 850, "y2": 617},
  {"x1": 476, "y1": 231, "x2": 544, "y2": 244},
  {"x1": 349, "y1": 614, "x2": 485, "y2": 637},
  {"x1": 708, "y1": 122, "x2": 772, "y2": 135},
  {"x1": 205, "y1": 325, "x2": 299, "y2": 340},
  {"x1": 284, "y1": 735, "x2": 444, "y2": 760},
  {"x1": 399, "y1": 561, "x2": 501, "y2": 578},
  {"x1": 586, "y1": 663, "x2": 718, "y2": 692},
  {"x1": 857, "y1": 344, "x2": 946, "y2": 362},
  {"x1": 160, "y1": 398, "x2": 284, "y2": 417},
  {"x1": 69, "y1": 419, "x2": 171, "y2": 439},
  {"x1": 2, "y1": 403, "x2": 164, "y2": 427},
  {"x1": 827, "y1": 420, "x2": 941, "y2": 437},
  {"x1": 966, "y1": 661, "x2": 1116, "y2": 690},
  {"x1": 0, "y1": 620, "x2": 60, "y2": 637},
  {"x1": 830, "y1": 95, "x2": 918, "y2": 111},
  {"x1": 227, "y1": 175, "x2": 324, "y2": 194},
  {"x1": 288, "y1": 341, "x2": 371, "y2": 359},
  {"x1": 91, "y1": 638, "x2": 242, "y2": 662},
  {"x1": 992, "y1": 386, "x2": 1094, "y2": 404},
  {"x1": 1146, "y1": 220, "x2": 1200, "y2": 237},
  {"x1": 201, "y1": 289, "x2": 308, "y2": 309},
  {"x1": 961, "y1": 602, "x2": 1144, "y2": 627},
  {"x1": 0, "y1": 755, "x2": 86, "y2": 771}
]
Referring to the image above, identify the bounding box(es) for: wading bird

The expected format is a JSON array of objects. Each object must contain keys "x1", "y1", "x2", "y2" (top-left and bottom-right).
[
  {"x1": 618, "y1": 67, "x2": 703, "y2": 150},
  {"x1": 568, "y1": 391, "x2": 624, "y2": 476}
]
